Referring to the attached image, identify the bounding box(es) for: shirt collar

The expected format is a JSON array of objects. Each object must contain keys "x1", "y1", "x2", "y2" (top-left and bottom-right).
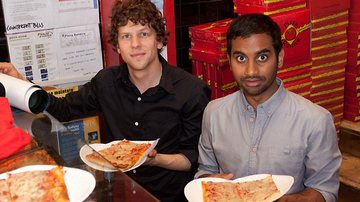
[
  {"x1": 158, "y1": 55, "x2": 175, "y2": 94},
  {"x1": 117, "y1": 63, "x2": 131, "y2": 86},
  {"x1": 239, "y1": 78, "x2": 286, "y2": 116}
]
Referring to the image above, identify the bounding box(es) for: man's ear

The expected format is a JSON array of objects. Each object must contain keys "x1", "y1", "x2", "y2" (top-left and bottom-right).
[
  {"x1": 157, "y1": 41, "x2": 164, "y2": 50},
  {"x1": 116, "y1": 45, "x2": 121, "y2": 54},
  {"x1": 278, "y1": 49, "x2": 284, "y2": 68}
]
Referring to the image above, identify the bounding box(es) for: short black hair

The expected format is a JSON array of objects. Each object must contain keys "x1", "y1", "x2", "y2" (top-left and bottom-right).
[{"x1": 226, "y1": 14, "x2": 282, "y2": 57}]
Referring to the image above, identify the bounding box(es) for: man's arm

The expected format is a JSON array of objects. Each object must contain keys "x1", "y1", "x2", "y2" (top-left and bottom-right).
[
  {"x1": 300, "y1": 112, "x2": 342, "y2": 202},
  {"x1": 277, "y1": 188, "x2": 325, "y2": 202},
  {"x1": 194, "y1": 102, "x2": 223, "y2": 178},
  {"x1": 144, "y1": 150, "x2": 191, "y2": 171},
  {"x1": 198, "y1": 173, "x2": 234, "y2": 179}
]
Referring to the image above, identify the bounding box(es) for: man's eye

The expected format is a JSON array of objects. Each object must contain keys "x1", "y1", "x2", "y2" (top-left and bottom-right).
[
  {"x1": 121, "y1": 34, "x2": 130, "y2": 40},
  {"x1": 258, "y1": 55, "x2": 268, "y2": 62},
  {"x1": 140, "y1": 32, "x2": 149, "y2": 37},
  {"x1": 236, "y1": 55, "x2": 246, "y2": 63}
]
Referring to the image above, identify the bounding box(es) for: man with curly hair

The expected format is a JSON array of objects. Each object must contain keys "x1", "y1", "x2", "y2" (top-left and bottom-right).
[{"x1": 0, "y1": 0, "x2": 210, "y2": 201}]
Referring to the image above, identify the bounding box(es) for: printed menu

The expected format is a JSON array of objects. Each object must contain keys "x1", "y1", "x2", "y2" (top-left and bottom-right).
[{"x1": 2, "y1": 0, "x2": 102, "y2": 86}]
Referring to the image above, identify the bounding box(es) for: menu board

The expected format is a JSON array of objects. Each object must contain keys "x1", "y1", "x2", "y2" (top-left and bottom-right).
[
  {"x1": 2, "y1": 0, "x2": 99, "y2": 33},
  {"x1": 2, "y1": 0, "x2": 102, "y2": 86}
]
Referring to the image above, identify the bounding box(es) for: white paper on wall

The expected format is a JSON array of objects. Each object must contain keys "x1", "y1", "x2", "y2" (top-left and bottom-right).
[
  {"x1": 6, "y1": 24, "x2": 103, "y2": 86},
  {"x1": 2, "y1": 0, "x2": 99, "y2": 34}
]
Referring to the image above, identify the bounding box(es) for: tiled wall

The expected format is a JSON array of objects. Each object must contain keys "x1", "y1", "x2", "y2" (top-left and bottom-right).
[{"x1": 175, "y1": 0, "x2": 235, "y2": 72}]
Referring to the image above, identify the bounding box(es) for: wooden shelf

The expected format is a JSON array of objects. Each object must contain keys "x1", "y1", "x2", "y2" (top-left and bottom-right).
[
  {"x1": 340, "y1": 153, "x2": 360, "y2": 190},
  {"x1": 341, "y1": 120, "x2": 360, "y2": 134},
  {"x1": 339, "y1": 121, "x2": 360, "y2": 193}
]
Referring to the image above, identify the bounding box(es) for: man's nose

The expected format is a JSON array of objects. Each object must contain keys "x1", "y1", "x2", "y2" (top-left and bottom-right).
[
  {"x1": 245, "y1": 60, "x2": 259, "y2": 76},
  {"x1": 131, "y1": 36, "x2": 140, "y2": 47}
]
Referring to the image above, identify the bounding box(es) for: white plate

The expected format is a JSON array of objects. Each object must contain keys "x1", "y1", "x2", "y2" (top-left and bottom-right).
[
  {"x1": 184, "y1": 174, "x2": 294, "y2": 202},
  {"x1": 79, "y1": 139, "x2": 159, "y2": 172},
  {"x1": 0, "y1": 165, "x2": 95, "y2": 202}
]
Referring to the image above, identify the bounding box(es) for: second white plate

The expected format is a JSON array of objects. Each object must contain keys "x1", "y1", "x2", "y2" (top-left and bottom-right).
[
  {"x1": 80, "y1": 139, "x2": 159, "y2": 172},
  {"x1": 184, "y1": 174, "x2": 294, "y2": 202},
  {"x1": 0, "y1": 165, "x2": 96, "y2": 202}
]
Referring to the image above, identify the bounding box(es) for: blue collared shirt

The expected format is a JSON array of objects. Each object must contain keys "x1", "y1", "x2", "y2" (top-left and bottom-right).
[{"x1": 196, "y1": 78, "x2": 341, "y2": 202}]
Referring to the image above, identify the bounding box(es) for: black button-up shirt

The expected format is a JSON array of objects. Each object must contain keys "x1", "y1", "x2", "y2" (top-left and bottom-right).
[{"x1": 46, "y1": 56, "x2": 211, "y2": 201}]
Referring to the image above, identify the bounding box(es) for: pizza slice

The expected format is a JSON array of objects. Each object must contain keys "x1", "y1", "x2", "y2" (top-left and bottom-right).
[
  {"x1": 6, "y1": 166, "x2": 69, "y2": 202},
  {"x1": 84, "y1": 152, "x2": 116, "y2": 169},
  {"x1": 0, "y1": 179, "x2": 11, "y2": 201},
  {"x1": 202, "y1": 181, "x2": 241, "y2": 202},
  {"x1": 236, "y1": 175, "x2": 281, "y2": 201},
  {"x1": 202, "y1": 175, "x2": 280, "y2": 202},
  {"x1": 86, "y1": 139, "x2": 152, "y2": 170}
]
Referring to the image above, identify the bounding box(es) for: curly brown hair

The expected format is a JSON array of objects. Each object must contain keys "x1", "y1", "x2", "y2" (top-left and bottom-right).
[{"x1": 108, "y1": 0, "x2": 168, "y2": 51}]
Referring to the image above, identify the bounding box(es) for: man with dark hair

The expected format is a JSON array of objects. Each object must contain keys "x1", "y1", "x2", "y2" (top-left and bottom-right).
[
  {"x1": 0, "y1": 0, "x2": 210, "y2": 201},
  {"x1": 196, "y1": 14, "x2": 341, "y2": 202}
]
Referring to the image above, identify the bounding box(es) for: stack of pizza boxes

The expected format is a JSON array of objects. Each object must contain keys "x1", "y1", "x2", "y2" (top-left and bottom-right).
[
  {"x1": 272, "y1": 9, "x2": 312, "y2": 99},
  {"x1": 189, "y1": 19, "x2": 238, "y2": 100},
  {"x1": 233, "y1": 1, "x2": 313, "y2": 99},
  {"x1": 233, "y1": 0, "x2": 307, "y2": 16},
  {"x1": 344, "y1": 0, "x2": 360, "y2": 122},
  {"x1": 307, "y1": 0, "x2": 351, "y2": 131}
]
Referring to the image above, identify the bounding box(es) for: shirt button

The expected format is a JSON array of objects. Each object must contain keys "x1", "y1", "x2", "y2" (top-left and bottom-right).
[
  {"x1": 137, "y1": 97, "x2": 141, "y2": 101},
  {"x1": 133, "y1": 169, "x2": 136, "y2": 173},
  {"x1": 252, "y1": 147, "x2": 257, "y2": 152},
  {"x1": 134, "y1": 122, "x2": 139, "y2": 126},
  {"x1": 249, "y1": 118, "x2": 254, "y2": 122}
]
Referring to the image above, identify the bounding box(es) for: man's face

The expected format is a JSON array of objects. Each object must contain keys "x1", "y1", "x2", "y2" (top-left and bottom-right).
[
  {"x1": 117, "y1": 21, "x2": 163, "y2": 71},
  {"x1": 228, "y1": 33, "x2": 284, "y2": 102}
]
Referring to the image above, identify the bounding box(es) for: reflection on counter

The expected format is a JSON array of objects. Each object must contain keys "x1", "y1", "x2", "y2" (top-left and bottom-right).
[
  {"x1": 3, "y1": 109, "x2": 160, "y2": 201},
  {"x1": 12, "y1": 110, "x2": 100, "y2": 167}
]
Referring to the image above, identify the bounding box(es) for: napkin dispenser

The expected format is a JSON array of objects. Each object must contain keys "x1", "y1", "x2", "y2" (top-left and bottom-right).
[{"x1": 0, "y1": 73, "x2": 48, "y2": 114}]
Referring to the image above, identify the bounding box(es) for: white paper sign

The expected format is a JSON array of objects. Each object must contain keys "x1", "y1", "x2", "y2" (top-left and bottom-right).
[
  {"x1": 58, "y1": 0, "x2": 100, "y2": 28},
  {"x1": 6, "y1": 24, "x2": 103, "y2": 86},
  {"x1": 2, "y1": 0, "x2": 99, "y2": 34},
  {"x1": 6, "y1": 30, "x2": 58, "y2": 82},
  {"x1": 2, "y1": 0, "x2": 56, "y2": 34},
  {"x1": 57, "y1": 25, "x2": 103, "y2": 80}
]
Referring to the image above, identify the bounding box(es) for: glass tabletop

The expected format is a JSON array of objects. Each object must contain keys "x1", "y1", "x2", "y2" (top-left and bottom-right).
[{"x1": 1, "y1": 110, "x2": 159, "y2": 202}]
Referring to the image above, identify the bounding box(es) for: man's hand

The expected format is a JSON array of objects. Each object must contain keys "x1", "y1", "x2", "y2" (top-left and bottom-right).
[
  {"x1": 199, "y1": 173, "x2": 234, "y2": 180},
  {"x1": 143, "y1": 149, "x2": 157, "y2": 165},
  {"x1": 0, "y1": 62, "x2": 26, "y2": 81},
  {"x1": 276, "y1": 188, "x2": 325, "y2": 202}
]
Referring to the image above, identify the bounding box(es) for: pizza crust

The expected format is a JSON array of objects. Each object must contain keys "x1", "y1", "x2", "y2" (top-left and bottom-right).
[{"x1": 85, "y1": 152, "x2": 116, "y2": 169}]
